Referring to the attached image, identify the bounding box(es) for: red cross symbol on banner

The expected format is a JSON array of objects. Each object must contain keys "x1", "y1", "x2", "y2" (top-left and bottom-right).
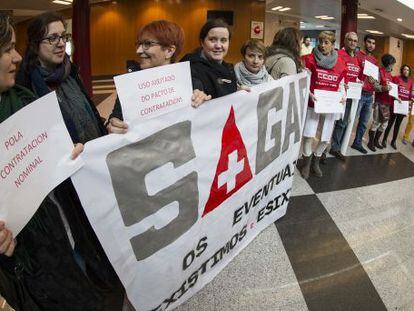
[{"x1": 203, "y1": 106, "x2": 253, "y2": 217}]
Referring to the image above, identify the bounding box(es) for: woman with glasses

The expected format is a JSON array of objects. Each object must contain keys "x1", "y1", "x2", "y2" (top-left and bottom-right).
[
  {"x1": 14, "y1": 12, "x2": 126, "y2": 310},
  {"x1": 107, "y1": 20, "x2": 210, "y2": 134}
]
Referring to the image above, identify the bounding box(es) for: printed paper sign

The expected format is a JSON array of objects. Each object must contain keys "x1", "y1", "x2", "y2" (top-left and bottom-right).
[
  {"x1": 114, "y1": 62, "x2": 193, "y2": 123},
  {"x1": 72, "y1": 72, "x2": 310, "y2": 311},
  {"x1": 314, "y1": 89, "x2": 344, "y2": 113},
  {"x1": 388, "y1": 82, "x2": 399, "y2": 99},
  {"x1": 363, "y1": 60, "x2": 379, "y2": 81},
  {"x1": 346, "y1": 82, "x2": 363, "y2": 100},
  {"x1": 251, "y1": 21, "x2": 264, "y2": 39},
  {"x1": 0, "y1": 92, "x2": 83, "y2": 235},
  {"x1": 394, "y1": 100, "x2": 409, "y2": 115}
]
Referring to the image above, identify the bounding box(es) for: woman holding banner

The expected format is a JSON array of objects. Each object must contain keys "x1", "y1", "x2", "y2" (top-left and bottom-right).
[
  {"x1": 3, "y1": 13, "x2": 126, "y2": 310},
  {"x1": 382, "y1": 64, "x2": 412, "y2": 149},
  {"x1": 234, "y1": 39, "x2": 273, "y2": 86},
  {"x1": 300, "y1": 31, "x2": 347, "y2": 179},
  {"x1": 181, "y1": 19, "x2": 239, "y2": 104},
  {"x1": 107, "y1": 20, "x2": 211, "y2": 134}
]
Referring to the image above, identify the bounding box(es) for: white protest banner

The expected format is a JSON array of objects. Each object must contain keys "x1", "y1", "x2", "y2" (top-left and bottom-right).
[
  {"x1": 346, "y1": 82, "x2": 363, "y2": 100},
  {"x1": 0, "y1": 92, "x2": 83, "y2": 235},
  {"x1": 388, "y1": 81, "x2": 399, "y2": 99},
  {"x1": 114, "y1": 62, "x2": 193, "y2": 122},
  {"x1": 363, "y1": 60, "x2": 379, "y2": 81},
  {"x1": 72, "y1": 72, "x2": 310, "y2": 311},
  {"x1": 394, "y1": 100, "x2": 409, "y2": 115},
  {"x1": 314, "y1": 89, "x2": 344, "y2": 113}
]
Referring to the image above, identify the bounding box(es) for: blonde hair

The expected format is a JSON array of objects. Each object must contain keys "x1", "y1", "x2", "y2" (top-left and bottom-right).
[{"x1": 318, "y1": 31, "x2": 336, "y2": 44}]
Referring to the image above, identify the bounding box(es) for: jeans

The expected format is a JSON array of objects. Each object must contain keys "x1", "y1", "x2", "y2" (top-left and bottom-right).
[
  {"x1": 331, "y1": 99, "x2": 352, "y2": 151},
  {"x1": 352, "y1": 93, "x2": 373, "y2": 146}
]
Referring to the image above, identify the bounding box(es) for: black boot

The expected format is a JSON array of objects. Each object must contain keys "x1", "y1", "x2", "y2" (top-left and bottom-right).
[
  {"x1": 374, "y1": 131, "x2": 384, "y2": 149},
  {"x1": 391, "y1": 139, "x2": 397, "y2": 150},
  {"x1": 311, "y1": 154, "x2": 323, "y2": 177},
  {"x1": 300, "y1": 155, "x2": 312, "y2": 179},
  {"x1": 381, "y1": 137, "x2": 387, "y2": 148},
  {"x1": 367, "y1": 130, "x2": 376, "y2": 152}
]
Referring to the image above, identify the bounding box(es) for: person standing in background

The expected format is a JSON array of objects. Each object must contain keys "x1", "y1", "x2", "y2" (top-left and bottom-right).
[
  {"x1": 329, "y1": 32, "x2": 361, "y2": 161},
  {"x1": 351, "y1": 34, "x2": 377, "y2": 154},
  {"x1": 301, "y1": 35, "x2": 313, "y2": 56},
  {"x1": 382, "y1": 64, "x2": 413, "y2": 149}
]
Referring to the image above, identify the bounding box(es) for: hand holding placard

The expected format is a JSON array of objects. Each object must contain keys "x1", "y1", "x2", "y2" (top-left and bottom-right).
[{"x1": 363, "y1": 60, "x2": 379, "y2": 81}]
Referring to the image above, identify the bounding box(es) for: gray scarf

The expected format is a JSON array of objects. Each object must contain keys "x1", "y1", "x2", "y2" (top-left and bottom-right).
[
  {"x1": 313, "y1": 47, "x2": 338, "y2": 69},
  {"x1": 234, "y1": 61, "x2": 272, "y2": 86}
]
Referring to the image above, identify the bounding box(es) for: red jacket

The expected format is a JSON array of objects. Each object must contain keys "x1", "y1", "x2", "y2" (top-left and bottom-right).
[
  {"x1": 392, "y1": 75, "x2": 413, "y2": 101},
  {"x1": 338, "y1": 49, "x2": 361, "y2": 83},
  {"x1": 303, "y1": 52, "x2": 348, "y2": 108},
  {"x1": 356, "y1": 50, "x2": 378, "y2": 93},
  {"x1": 376, "y1": 67, "x2": 394, "y2": 106}
]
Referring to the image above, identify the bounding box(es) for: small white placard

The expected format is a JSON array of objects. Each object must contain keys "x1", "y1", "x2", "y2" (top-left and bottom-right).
[
  {"x1": 346, "y1": 82, "x2": 363, "y2": 99},
  {"x1": 0, "y1": 92, "x2": 84, "y2": 235},
  {"x1": 314, "y1": 89, "x2": 344, "y2": 113},
  {"x1": 388, "y1": 82, "x2": 399, "y2": 99},
  {"x1": 394, "y1": 100, "x2": 409, "y2": 115},
  {"x1": 363, "y1": 60, "x2": 379, "y2": 81},
  {"x1": 114, "y1": 62, "x2": 193, "y2": 123}
]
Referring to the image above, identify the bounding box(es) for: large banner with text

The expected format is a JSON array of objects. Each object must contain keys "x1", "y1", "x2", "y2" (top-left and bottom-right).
[{"x1": 72, "y1": 71, "x2": 310, "y2": 311}]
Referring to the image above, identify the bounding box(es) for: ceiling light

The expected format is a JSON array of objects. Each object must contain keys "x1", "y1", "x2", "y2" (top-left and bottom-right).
[
  {"x1": 52, "y1": 0, "x2": 72, "y2": 4},
  {"x1": 402, "y1": 33, "x2": 414, "y2": 38},
  {"x1": 315, "y1": 25, "x2": 325, "y2": 28},
  {"x1": 271, "y1": 6, "x2": 283, "y2": 11},
  {"x1": 397, "y1": 18, "x2": 403, "y2": 21},
  {"x1": 300, "y1": 21, "x2": 305, "y2": 24},
  {"x1": 396, "y1": 0, "x2": 414, "y2": 10},
  {"x1": 315, "y1": 15, "x2": 328, "y2": 18},
  {"x1": 279, "y1": 7, "x2": 291, "y2": 11},
  {"x1": 366, "y1": 30, "x2": 384, "y2": 34},
  {"x1": 320, "y1": 16, "x2": 335, "y2": 20},
  {"x1": 358, "y1": 15, "x2": 376, "y2": 19}
]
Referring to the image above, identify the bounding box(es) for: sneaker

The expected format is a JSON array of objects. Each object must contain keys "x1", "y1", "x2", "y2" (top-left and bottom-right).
[
  {"x1": 402, "y1": 139, "x2": 408, "y2": 145},
  {"x1": 329, "y1": 149, "x2": 346, "y2": 161},
  {"x1": 351, "y1": 143, "x2": 368, "y2": 154}
]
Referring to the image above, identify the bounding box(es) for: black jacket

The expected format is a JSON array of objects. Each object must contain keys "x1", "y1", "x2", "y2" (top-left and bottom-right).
[
  {"x1": 3, "y1": 65, "x2": 124, "y2": 310},
  {"x1": 16, "y1": 62, "x2": 107, "y2": 139},
  {"x1": 181, "y1": 51, "x2": 237, "y2": 99}
]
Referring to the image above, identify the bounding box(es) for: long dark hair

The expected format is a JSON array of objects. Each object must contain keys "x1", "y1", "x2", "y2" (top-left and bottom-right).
[
  {"x1": 400, "y1": 64, "x2": 411, "y2": 77},
  {"x1": 270, "y1": 27, "x2": 303, "y2": 70},
  {"x1": 23, "y1": 12, "x2": 66, "y2": 74}
]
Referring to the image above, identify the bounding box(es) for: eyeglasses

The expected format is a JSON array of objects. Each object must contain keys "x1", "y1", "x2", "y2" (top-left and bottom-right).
[
  {"x1": 41, "y1": 33, "x2": 72, "y2": 45},
  {"x1": 136, "y1": 40, "x2": 162, "y2": 50}
]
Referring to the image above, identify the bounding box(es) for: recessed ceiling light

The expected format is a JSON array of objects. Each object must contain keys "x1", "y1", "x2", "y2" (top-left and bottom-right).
[
  {"x1": 358, "y1": 15, "x2": 376, "y2": 19},
  {"x1": 271, "y1": 6, "x2": 283, "y2": 11},
  {"x1": 315, "y1": 15, "x2": 328, "y2": 18},
  {"x1": 366, "y1": 30, "x2": 384, "y2": 34},
  {"x1": 315, "y1": 25, "x2": 325, "y2": 28},
  {"x1": 320, "y1": 16, "x2": 335, "y2": 20},
  {"x1": 52, "y1": 0, "x2": 72, "y2": 4},
  {"x1": 397, "y1": 18, "x2": 403, "y2": 21},
  {"x1": 402, "y1": 33, "x2": 414, "y2": 38},
  {"x1": 279, "y1": 7, "x2": 291, "y2": 11}
]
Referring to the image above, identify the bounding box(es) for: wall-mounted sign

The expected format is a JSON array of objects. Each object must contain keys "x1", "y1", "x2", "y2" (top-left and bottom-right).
[{"x1": 251, "y1": 21, "x2": 264, "y2": 39}]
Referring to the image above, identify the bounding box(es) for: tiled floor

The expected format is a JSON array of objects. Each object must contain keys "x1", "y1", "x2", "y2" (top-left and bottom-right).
[{"x1": 175, "y1": 137, "x2": 414, "y2": 310}]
